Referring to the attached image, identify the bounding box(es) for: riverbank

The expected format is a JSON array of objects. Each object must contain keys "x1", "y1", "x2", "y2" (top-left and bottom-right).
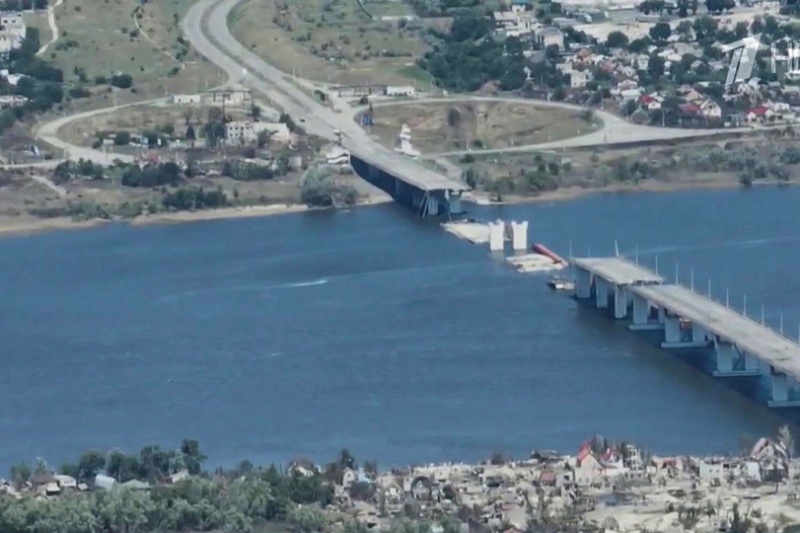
[
  {"x1": 0, "y1": 197, "x2": 393, "y2": 237},
  {"x1": 464, "y1": 176, "x2": 794, "y2": 206}
]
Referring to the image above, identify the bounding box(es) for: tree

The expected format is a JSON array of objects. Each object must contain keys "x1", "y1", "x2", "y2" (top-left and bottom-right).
[
  {"x1": 606, "y1": 30, "x2": 629, "y2": 48},
  {"x1": 778, "y1": 425, "x2": 795, "y2": 460},
  {"x1": 649, "y1": 22, "x2": 671, "y2": 42},
  {"x1": 288, "y1": 506, "x2": 327, "y2": 533},
  {"x1": 114, "y1": 132, "x2": 131, "y2": 146},
  {"x1": 77, "y1": 451, "x2": 106, "y2": 483},
  {"x1": 648, "y1": 54, "x2": 666, "y2": 79},
  {"x1": 180, "y1": 439, "x2": 207, "y2": 475}
]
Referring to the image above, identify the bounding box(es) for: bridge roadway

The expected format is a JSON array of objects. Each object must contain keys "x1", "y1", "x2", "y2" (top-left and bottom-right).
[
  {"x1": 628, "y1": 283, "x2": 800, "y2": 381},
  {"x1": 182, "y1": 0, "x2": 466, "y2": 202},
  {"x1": 572, "y1": 256, "x2": 800, "y2": 383}
]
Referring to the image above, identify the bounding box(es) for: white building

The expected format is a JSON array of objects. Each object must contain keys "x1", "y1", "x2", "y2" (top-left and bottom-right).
[
  {"x1": 385, "y1": 86, "x2": 415, "y2": 97},
  {"x1": 225, "y1": 121, "x2": 291, "y2": 144},
  {"x1": 0, "y1": 12, "x2": 26, "y2": 39},
  {"x1": 537, "y1": 27, "x2": 564, "y2": 50},
  {"x1": 171, "y1": 94, "x2": 202, "y2": 105},
  {"x1": 570, "y1": 70, "x2": 592, "y2": 88}
]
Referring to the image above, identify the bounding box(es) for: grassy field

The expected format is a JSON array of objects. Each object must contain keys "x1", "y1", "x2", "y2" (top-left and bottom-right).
[
  {"x1": 228, "y1": 0, "x2": 435, "y2": 86},
  {"x1": 362, "y1": 101, "x2": 596, "y2": 154},
  {"x1": 43, "y1": 0, "x2": 225, "y2": 109}
]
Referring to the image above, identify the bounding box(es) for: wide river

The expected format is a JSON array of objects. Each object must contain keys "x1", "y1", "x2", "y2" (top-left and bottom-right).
[{"x1": 1, "y1": 186, "x2": 799, "y2": 469}]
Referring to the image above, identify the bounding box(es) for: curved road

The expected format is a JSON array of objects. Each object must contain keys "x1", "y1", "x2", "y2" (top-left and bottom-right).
[
  {"x1": 21, "y1": 0, "x2": 763, "y2": 170},
  {"x1": 367, "y1": 96, "x2": 754, "y2": 157},
  {"x1": 36, "y1": 0, "x2": 66, "y2": 57}
]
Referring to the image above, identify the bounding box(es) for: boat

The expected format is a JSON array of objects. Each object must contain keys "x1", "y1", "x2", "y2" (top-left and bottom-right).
[{"x1": 547, "y1": 276, "x2": 575, "y2": 291}]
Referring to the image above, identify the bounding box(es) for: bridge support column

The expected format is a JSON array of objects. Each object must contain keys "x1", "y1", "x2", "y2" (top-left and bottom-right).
[
  {"x1": 768, "y1": 370, "x2": 800, "y2": 407},
  {"x1": 575, "y1": 267, "x2": 591, "y2": 299},
  {"x1": 595, "y1": 277, "x2": 609, "y2": 308},
  {"x1": 713, "y1": 340, "x2": 760, "y2": 377},
  {"x1": 613, "y1": 286, "x2": 628, "y2": 319},
  {"x1": 446, "y1": 191, "x2": 463, "y2": 215},
  {"x1": 628, "y1": 294, "x2": 661, "y2": 330}
]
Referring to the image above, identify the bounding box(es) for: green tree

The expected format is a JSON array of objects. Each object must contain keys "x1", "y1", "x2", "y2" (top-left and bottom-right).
[
  {"x1": 76, "y1": 450, "x2": 106, "y2": 483},
  {"x1": 180, "y1": 439, "x2": 207, "y2": 475}
]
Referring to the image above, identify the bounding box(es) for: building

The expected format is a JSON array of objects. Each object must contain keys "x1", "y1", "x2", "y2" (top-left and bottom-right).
[
  {"x1": 570, "y1": 70, "x2": 591, "y2": 88},
  {"x1": 510, "y1": 0, "x2": 531, "y2": 12},
  {"x1": 385, "y1": 86, "x2": 416, "y2": 97},
  {"x1": 0, "y1": 12, "x2": 25, "y2": 38},
  {"x1": 171, "y1": 94, "x2": 203, "y2": 105},
  {"x1": 207, "y1": 87, "x2": 250, "y2": 106},
  {"x1": 225, "y1": 121, "x2": 291, "y2": 144},
  {"x1": 537, "y1": 27, "x2": 564, "y2": 50}
]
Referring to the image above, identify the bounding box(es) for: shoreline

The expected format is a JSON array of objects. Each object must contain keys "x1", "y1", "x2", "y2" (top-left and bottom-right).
[
  {"x1": 463, "y1": 177, "x2": 792, "y2": 206},
  {"x1": 0, "y1": 197, "x2": 393, "y2": 238},
  {"x1": 0, "y1": 179, "x2": 790, "y2": 238}
]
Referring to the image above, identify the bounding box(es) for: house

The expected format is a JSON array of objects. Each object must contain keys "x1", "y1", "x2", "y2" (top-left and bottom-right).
[
  {"x1": 94, "y1": 474, "x2": 116, "y2": 490},
  {"x1": 207, "y1": 87, "x2": 250, "y2": 106},
  {"x1": 288, "y1": 459, "x2": 318, "y2": 477},
  {"x1": 570, "y1": 70, "x2": 591, "y2": 89},
  {"x1": 745, "y1": 105, "x2": 771, "y2": 122},
  {"x1": 225, "y1": 121, "x2": 291, "y2": 144},
  {"x1": 698, "y1": 99, "x2": 722, "y2": 119},
  {"x1": 639, "y1": 94, "x2": 662, "y2": 110},
  {"x1": 573, "y1": 445, "x2": 603, "y2": 485},
  {"x1": 537, "y1": 27, "x2": 564, "y2": 50},
  {"x1": 171, "y1": 94, "x2": 203, "y2": 105},
  {"x1": 54, "y1": 475, "x2": 77, "y2": 490},
  {"x1": 0, "y1": 12, "x2": 26, "y2": 38}
]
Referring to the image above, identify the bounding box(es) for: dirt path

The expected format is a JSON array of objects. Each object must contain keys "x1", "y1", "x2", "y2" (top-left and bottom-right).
[
  {"x1": 36, "y1": 0, "x2": 65, "y2": 57},
  {"x1": 29, "y1": 173, "x2": 67, "y2": 196}
]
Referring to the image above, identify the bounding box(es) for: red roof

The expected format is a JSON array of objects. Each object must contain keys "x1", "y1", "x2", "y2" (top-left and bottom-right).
[
  {"x1": 747, "y1": 106, "x2": 769, "y2": 116},
  {"x1": 577, "y1": 447, "x2": 592, "y2": 463},
  {"x1": 640, "y1": 94, "x2": 656, "y2": 104},
  {"x1": 679, "y1": 103, "x2": 700, "y2": 114}
]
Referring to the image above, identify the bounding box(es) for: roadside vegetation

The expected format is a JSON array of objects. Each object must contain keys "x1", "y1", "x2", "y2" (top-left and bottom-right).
[{"x1": 461, "y1": 134, "x2": 800, "y2": 200}]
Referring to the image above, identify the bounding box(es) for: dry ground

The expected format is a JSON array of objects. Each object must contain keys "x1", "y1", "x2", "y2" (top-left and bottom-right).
[
  {"x1": 363, "y1": 101, "x2": 594, "y2": 153},
  {"x1": 43, "y1": 0, "x2": 225, "y2": 110},
  {"x1": 228, "y1": 0, "x2": 434, "y2": 86},
  {"x1": 55, "y1": 103, "x2": 252, "y2": 147}
]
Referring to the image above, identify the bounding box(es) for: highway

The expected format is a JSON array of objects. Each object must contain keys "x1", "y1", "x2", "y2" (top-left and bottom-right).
[{"x1": 182, "y1": 0, "x2": 466, "y2": 192}]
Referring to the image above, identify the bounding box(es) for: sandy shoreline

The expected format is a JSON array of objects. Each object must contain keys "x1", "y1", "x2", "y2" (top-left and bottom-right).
[
  {"x1": 0, "y1": 179, "x2": 788, "y2": 238},
  {"x1": 0, "y1": 198, "x2": 392, "y2": 238}
]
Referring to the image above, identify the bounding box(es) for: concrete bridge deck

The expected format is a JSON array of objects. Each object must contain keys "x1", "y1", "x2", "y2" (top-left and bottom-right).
[
  {"x1": 630, "y1": 283, "x2": 800, "y2": 381},
  {"x1": 570, "y1": 257, "x2": 664, "y2": 286}
]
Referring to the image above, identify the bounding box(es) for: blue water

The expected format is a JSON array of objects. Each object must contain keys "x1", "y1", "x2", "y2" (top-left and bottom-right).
[{"x1": 1, "y1": 186, "x2": 798, "y2": 469}]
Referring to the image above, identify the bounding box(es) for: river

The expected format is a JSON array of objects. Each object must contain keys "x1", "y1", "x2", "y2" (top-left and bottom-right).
[{"x1": 0, "y1": 186, "x2": 798, "y2": 470}]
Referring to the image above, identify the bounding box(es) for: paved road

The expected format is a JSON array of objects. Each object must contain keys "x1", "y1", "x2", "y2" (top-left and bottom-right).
[
  {"x1": 182, "y1": 0, "x2": 466, "y2": 192},
  {"x1": 366, "y1": 96, "x2": 754, "y2": 157}
]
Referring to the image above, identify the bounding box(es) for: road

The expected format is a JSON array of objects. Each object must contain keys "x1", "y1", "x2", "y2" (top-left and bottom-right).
[
  {"x1": 36, "y1": 0, "x2": 65, "y2": 57},
  {"x1": 182, "y1": 0, "x2": 466, "y2": 192},
  {"x1": 365, "y1": 96, "x2": 754, "y2": 157}
]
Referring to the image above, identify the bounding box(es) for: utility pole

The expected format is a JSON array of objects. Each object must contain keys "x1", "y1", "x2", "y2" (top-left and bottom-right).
[
  {"x1": 726, "y1": 288, "x2": 730, "y2": 308},
  {"x1": 743, "y1": 295, "x2": 747, "y2": 316}
]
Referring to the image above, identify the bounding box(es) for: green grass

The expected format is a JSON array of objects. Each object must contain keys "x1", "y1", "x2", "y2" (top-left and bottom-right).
[{"x1": 229, "y1": 0, "x2": 431, "y2": 86}]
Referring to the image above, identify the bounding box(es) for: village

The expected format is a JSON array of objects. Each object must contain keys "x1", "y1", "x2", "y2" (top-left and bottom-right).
[
  {"x1": 487, "y1": 0, "x2": 800, "y2": 128},
  {"x1": 305, "y1": 429, "x2": 800, "y2": 533}
]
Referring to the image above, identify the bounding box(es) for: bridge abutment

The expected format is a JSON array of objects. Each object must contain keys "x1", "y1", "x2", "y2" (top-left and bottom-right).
[{"x1": 575, "y1": 267, "x2": 591, "y2": 299}]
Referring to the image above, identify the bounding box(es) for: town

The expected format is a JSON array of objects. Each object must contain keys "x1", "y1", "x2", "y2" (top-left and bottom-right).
[{"x1": 3, "y1": 430, "x2": 800, "y2": 532}]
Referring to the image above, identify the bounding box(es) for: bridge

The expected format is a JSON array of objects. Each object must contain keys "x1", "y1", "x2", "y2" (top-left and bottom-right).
[
  {"x1": 182, "y1": 0, "x2": 467, "y2": 217},
  {"x1": 572, "y1": 256, "x2": 800, "y2": 408}
]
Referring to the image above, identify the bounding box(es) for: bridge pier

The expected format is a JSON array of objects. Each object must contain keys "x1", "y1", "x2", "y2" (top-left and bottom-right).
[
  {"x1": 628, "y1": 294, "x2": 662, "y2": 331},
  {"x1": 575, "y1": 266, "x2": 591, "y2": 299},
  {"x1": 768, "y1": 369, "x2": 800, "y2": 407},
  {"x1": 613, "y1": 286, "x2": 628, "y2": 319},
  {"x1": 595, "y1": 278, "x2": 609, "y2": 309},
  {"x1": 713, "y1": 339, "x2": 760, "y2": 377},
  {"x1": 661, "y1": 313, "x2": 708, "y2": 348}
]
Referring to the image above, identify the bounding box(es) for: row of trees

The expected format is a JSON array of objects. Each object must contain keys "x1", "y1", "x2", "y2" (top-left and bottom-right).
[{"x1": 0, "y1": 446, "x2": 383, "y2": 533}]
